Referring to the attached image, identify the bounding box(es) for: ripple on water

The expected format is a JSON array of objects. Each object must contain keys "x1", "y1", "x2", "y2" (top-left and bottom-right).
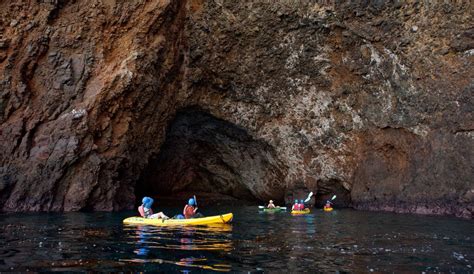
[{"x1": 0, "y1": 208, "x2": 472, "y2": 272}]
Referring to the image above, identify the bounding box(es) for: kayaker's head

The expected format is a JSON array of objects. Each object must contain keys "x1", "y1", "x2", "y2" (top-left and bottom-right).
[
  {"x1": 188, "y1": 198, "x2": 195, "y2": 206},
  {"x1": 294, "y1": 199, "x2": 298, "y2": 204},
  {"x1": 142, "y1": 197, "x2": 154, "y2": 209},
  {"x1": 326, "y1": 200, "x2": 331, "y2": 205},
  {"x1": 269, "y1": 200, "x2": 274, "y2": 204},
  {"x1": 300, "y1": 199, "x2": 304, "y2": 204}
]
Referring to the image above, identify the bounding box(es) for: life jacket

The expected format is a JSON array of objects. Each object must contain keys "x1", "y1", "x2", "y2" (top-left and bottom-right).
[
  {"x1": 139, "y1": 205, "x2": 153, "y2": 218},
  {"x1": 138, "y1": 205, "x2": 145, "y2": 217},
  {"x1": 184, "y1": 205, "x2": 195, "y2": 219},
  {"x1": 291, "y1": 204, "x2": 304, "y2": 210}
]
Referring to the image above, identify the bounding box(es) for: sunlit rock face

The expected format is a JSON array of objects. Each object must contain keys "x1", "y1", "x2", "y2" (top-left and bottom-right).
[{"x1": 0, "y1": 1, "x2": 472, "y2": 217}]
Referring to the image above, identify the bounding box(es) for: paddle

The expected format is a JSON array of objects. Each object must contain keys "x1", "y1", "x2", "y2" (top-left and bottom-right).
[
  {"x1": 258, "y1": 205, "x2": 287, "y2": 210},
  {"x1": 303, "y1": 192, "x2": 313, "y2": 203},
  {"x1": 327, "y1": 195, "x2": 336, "y2": 204},
  {"x1": 328, "y1": 195, "x2": 337, "y2": 204},
  {"x1": 194, "y1": 195, "x2": 197, "y2": 207}
]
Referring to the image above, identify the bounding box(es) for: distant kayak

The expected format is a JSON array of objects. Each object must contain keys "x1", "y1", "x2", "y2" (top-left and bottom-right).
[
  {"x1": 324, "y1": 207, "x2": 333, "y2": 212},
  {"x1": 291, "y1": 208, "x2": 310, "y2": 215},
  {"x1": 123, "y1": 213, "x2": 233, "y2": 226},
  {"x1": 261, "y1": 207, "x2": 287, "y2": 212}
]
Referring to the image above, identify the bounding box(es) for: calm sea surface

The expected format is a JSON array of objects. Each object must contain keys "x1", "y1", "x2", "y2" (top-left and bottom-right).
[{"x1": 0, "y1": 206, "x2": 472, "y2": 272}]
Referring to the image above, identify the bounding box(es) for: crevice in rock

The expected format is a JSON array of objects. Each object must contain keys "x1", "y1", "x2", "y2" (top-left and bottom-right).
[{"x1": 135, "y1": 107, "x2": 287, "y2": 206}]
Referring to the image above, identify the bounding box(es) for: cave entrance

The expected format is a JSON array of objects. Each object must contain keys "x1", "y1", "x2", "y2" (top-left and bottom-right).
[{"x1": 135, "y1": 108, "x2": 287, "y2": 206}]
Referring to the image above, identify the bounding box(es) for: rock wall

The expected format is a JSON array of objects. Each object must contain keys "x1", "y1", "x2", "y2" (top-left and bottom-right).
[
  {"x1": 0, "y1": 0, "x2": 189, "y2": 211},
  {"x1": 0, "y1": 1, "x2": 472, "y2": 217}
]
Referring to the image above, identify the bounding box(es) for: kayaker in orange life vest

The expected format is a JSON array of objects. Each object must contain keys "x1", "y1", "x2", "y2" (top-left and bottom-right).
[{"x1": 183, "y1": 198, "x2": 203, "y2": 219}]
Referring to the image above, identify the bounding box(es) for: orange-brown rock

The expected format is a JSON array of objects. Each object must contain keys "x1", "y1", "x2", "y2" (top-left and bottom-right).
[{"x1": 0, "y1": 1, "x2": 472, "y2": 217}]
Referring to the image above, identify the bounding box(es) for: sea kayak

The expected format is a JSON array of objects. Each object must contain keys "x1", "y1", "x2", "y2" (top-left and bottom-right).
[
  {"x1": 261, "y1": 207, "x2": 287, "y2": 212},
  {"x1": 291, "y1": 208, "x2": 310, "y2": 215},
  {"x1": 324, "y1": 207, "x2": 333, "y2": 212},
  {"x1": 123, "y1": 213, "x2": 233, "y2": 226}
]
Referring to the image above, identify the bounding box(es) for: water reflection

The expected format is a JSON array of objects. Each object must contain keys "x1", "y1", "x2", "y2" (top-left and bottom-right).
[
  {"x1": 134, "y1": 225, "x2": 151, "y2": 256},
  {"x1": 122, "y1": 224, "x2": 233, "y2": 271},
  {"x1": 0, "y1": 208, "x2": 472, "y2": 272}
]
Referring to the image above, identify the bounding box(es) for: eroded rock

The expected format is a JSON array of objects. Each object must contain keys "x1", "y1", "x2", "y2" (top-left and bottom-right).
[{"x1": 0, "y1": 1, "x2": 472, "y2": 217}]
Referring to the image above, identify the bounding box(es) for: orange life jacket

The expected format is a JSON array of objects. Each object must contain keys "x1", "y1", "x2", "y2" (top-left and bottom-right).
[{"x1": 183, "y1": 205, "x2": 195, "y2": 219}]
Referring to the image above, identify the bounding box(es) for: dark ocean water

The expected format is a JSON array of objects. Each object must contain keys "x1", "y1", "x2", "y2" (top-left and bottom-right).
[{"x1": 0, "y1": 206, "x2": 472, "y2": 272}]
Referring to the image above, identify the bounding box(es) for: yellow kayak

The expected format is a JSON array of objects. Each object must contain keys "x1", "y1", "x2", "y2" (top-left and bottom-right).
[
  {"x1": 291, "y1": 208, "x2": 310, "y2": 215},
  {"x1": 324, "y1": 207, "x2": 333, "y2": 212},
  {"x1": 123, "y1": 213, "x2": 233, "y2": 226}
]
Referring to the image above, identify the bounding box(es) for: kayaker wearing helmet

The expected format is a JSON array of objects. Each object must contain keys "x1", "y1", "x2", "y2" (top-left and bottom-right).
[
  {"x1": 324, "y1": 200, "x2": 333, "y2": 210},
  {"x1": 138, "y1": 197, "x2": 169, "y2": 219},
  {"x1": 183, "y1": 198, "x2": 202, "y2": 219},
  {"x1": 292, "y1": 199, "x2": 299, "y2": 211},
  {"x1": 299, "y1": 200, "x2": 305, "y2": 210},
  {"x1": 267, "y1": 200, "x2": 276, "y2": 208}
]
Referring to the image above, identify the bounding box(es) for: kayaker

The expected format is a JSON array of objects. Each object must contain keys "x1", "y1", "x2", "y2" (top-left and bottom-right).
[
  {"x1": 138, "y1": 197, "x2": 169, "y2": 219},
  {"x1": 292, "y1": 199, "x2": 299, "y2": 211},
  {"x1": 267, "y1": 200, "x2": 276, "y2": 208},
  {"x1": 299, "y1": 199, "x2": 305, "y2": 210},
  {"x1": 324, "y1": 200, "x2": 333, "y2": 210},
  {"x1": 183, "y1": 198, "x2": 202, "y2": 219}
]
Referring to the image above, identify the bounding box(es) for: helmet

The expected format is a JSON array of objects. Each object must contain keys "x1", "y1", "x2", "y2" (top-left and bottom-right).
[
  {"x1": 142, "y1": 197, "x2": 154, "y2": 209},
  {"x1": 188, "y1": 198, "x2": 195, "y2": 206},
  {"x1": 300, "y1": 200, "x2": 304, "y2": 203},
  {"x1": 294, "y1": 199, "x2": 298, "y2": 204}
]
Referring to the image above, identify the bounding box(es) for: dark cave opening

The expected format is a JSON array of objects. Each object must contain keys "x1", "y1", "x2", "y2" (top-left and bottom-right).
[
  {"x1": 313, "y1": 179, "x2": 351, "y2": 208},
  {"x1": 135, "y1": 108, "x2": 287, "y2": 206}
]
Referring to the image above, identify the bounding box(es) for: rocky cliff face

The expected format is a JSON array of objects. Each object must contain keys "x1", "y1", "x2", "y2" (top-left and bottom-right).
[{"x1": 0, "y1": 1, "x2": 472, "y2": 217}]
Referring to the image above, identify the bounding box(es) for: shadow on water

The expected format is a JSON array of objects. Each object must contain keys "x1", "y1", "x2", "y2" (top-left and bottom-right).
[{"x1": 0, "y1": 207, "x2": 472, "y2": 272}]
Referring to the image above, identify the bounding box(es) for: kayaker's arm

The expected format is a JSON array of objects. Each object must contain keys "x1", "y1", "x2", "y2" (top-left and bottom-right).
[{"x1": 138, "y1": 205, "x2": 145, "y2": 217}]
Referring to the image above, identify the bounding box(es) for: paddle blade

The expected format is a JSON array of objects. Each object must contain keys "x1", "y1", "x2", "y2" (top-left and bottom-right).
[
  {"x1": 331, "y1": 195, "x2": 337, "y2": 200},
  {"x1": 194, "y1": 195, "x2": 197, "y2": 206},
  {"x1": 258, "y1": 206, "x2": 265, "y2": 209},
  {"x1": 304, "y1": 192, "x2": 314, "y2": 203}
]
